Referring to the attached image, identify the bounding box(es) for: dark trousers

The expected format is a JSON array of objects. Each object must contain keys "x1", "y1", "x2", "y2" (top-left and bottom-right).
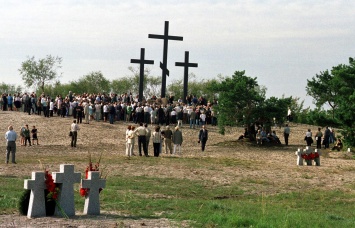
[
  {"x1": 284, "y1": 133, "x2": 289, "y2": 146},
  {"x1": 6, "y1": 141, "x2": 16, "y2": 163},
  {"x1": 77, "y1": 113, "x2": 83, "y2": 123},
  {"x1": 153, "y1": 143, "x2": 160, "y2": 157},
  {"x1": 316, "y1": 138, "x2": 322, "y2": 149},
  {"x1": 324, "y1": 136, "x2": 330, "y2": 148},
  {"x1": 201, "y1": 138, "x2": 207, "y2": 151},
  {"x1": 71, "y1": 131, "x2": 78, "y2": 147},
  {"x1": 25, "y1": 137, "x2": 31, "y2": 146},
  {"x1": 138, "y1": 136, "x2": 148, "y2": 156}
]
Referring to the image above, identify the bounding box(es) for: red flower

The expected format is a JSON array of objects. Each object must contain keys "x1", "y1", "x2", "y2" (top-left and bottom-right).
[{"x1": 80, "y1": 188, "x2": 88, "y2": 197}]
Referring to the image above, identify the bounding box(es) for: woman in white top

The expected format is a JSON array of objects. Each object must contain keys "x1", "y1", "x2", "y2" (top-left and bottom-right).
[
  {"x1": 127, "y1": 126, "x2": 136, "y2": 157},
  {"x1": 152, "y1": 126, "x2": 162, "y2": 157},
  {"x1": 305, "y1": 129, "x2": 313, "y2": 146}
]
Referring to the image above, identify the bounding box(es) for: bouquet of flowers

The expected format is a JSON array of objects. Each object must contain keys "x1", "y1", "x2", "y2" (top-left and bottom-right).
[
  {"x1": 80, "y1": 151, "x2": 107, "y2": 197},
  {"x1": 43, "y1": 163, "x2": 68, "y2": 218}
]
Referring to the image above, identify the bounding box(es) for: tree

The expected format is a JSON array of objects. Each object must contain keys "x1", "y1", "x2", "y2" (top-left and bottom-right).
[
  {"x1": 111, "y1": 78, "x2": 133, "y2": 95},
  {"x1": 0, "y1": 82, "x2": 22, "y2": 94},
  {"x1": 19, "y1": 55, "x2": 62, "y2": 92},
  {"x1": 74, "y1": 71, "x2": 110, "y2": 94},
  {"x1": 209, "y1": 71, "x2": 265, "y2": 135},
  {"x1": 308, "y1": 57, "x2": 355, "y2": 147},
  {"x1": 332, "y1": 58, "x2": 355, "y2": 147}
]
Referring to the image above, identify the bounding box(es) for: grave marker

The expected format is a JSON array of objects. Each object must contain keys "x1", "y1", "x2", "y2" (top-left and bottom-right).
[
  {"x1": 52, "y1": 164, "x2": 81, "y2": 217},
  {"x1": 149, "y1": 21, "x2": 183, "y2": 98},
  {"x1": 81, "y1": 171, "x2": 106, "y2": 215},
  {"x1": 175, "y1": 51, "x2": 198, "y2": 103},
  {"x1": 24, "y1": 172, "x2": 47, "y2": 218}
]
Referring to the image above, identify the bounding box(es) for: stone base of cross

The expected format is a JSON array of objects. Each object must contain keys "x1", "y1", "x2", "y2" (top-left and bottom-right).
[{"x1": 23, "y1": 164, "x2": 106, "y2": 218}]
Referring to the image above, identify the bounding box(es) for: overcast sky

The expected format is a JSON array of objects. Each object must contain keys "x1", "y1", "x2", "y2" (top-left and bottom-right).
[{"x1": 1, "y1": 0, "x2": 354, "y2": 108}]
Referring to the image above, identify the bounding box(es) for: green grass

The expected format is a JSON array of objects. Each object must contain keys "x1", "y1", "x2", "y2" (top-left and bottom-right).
[{"x1": 2, "y1": 174, "x2": 355, "y2": 227}]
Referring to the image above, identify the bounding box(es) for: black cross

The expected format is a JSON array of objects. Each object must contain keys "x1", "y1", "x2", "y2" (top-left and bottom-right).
[
  {"x1": 130, "y1": 48, "x2": 154, "y2": 102},
  {"x1": 149, "y1": 21, "x2": 183, "y2": 98},
  {"x1": 175, "y1": 51, "x2": 198, "y2": 104}
]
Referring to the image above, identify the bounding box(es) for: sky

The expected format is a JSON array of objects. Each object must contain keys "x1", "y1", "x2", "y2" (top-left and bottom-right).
[{"x1": 1, "y1": 0, "x2": 354, "y2": 108}]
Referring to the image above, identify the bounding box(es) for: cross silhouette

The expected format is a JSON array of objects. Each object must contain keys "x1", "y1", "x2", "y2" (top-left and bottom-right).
[
  {"x1": 131, "y1": 48, "x2": 154, "y2": 102},
  {"x1": 149, "y1": 21, "x2": 183, "y2": 98},
  {"x1": 175, "y1": 51, "x2": 198, "y2": 104}
]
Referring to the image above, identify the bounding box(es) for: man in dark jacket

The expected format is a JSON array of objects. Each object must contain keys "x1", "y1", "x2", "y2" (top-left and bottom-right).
[{"x1": 198, "y1": 125, "x2": 208, "y2": 152}]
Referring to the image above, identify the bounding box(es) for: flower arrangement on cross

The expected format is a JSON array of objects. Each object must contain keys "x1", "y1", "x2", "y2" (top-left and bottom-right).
[{"x1": 80, "y1": 151, "x2": 108, "y2": 197}]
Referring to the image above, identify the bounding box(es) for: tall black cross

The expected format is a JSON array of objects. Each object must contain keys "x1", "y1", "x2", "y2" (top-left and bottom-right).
[
  {"x1": 149, "y1": 21, "x2": 183, "y2": 98},
  {"x1": 130, "y1": 48, "x2": 154, "y2": 102},
  {"x1": 175, "y1": 51, "x2": 198, "y2": 104}
]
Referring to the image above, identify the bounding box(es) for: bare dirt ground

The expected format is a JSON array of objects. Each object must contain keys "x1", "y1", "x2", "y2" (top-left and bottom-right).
[{"x1": 1, "y1": 111, "x2": 354, "y2": 227}]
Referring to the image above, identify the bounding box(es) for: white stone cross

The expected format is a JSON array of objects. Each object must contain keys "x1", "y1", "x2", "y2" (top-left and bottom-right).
[
  {"x1": 81, "y1": 171, "x2": 106, "y2": 215},
  {"x1": 24, "y1": 172, "x2": 47, "y2": 218},
  {"x1": 295, "y1": 148, "x2": 303, "y2": 166},
  {"x1": 52, "y1": 164, "x2": 81, "y2": 217}
]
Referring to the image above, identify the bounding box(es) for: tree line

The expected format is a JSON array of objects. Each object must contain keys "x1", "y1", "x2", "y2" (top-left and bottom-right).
[{"x1": 2, "y1": 55, "x2": 355, "y2": 147}]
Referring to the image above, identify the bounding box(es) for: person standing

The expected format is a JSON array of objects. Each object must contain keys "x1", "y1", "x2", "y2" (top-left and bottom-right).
[
  {"x1": 127, "y1": 126, "x2": 136, "y2": 157},
  {"x1": 287, "y1": 107, "x2": 292, "y2": 122},
  {"x1": 5, "y1": 125, "x2": 17, "y2": 164},
  {"x1": 324, "y1": 126, "x2": 331, "y2": 149},
  {"x1": 152, "y1": 126, "x2": 162, "y2": 157},
  {"x1": 198, "y1": 125, "x2": 208, "y2": 152},
  {"x1": 315, "y1": 128, "x2": 323, "y2": 149},
  {"x1": 305, "y1": 129, "x2": 313, "y2": 146},
  {"x1": 134, "y1": 123, "x2": 148, "y2": 156},
  {"x1": 70, "y1": 120, "x2": 80, "y2": 147},
  {"x1": 163, "y1": 125, "x2": 173, "y2": 154},
  {"x1": 84, "y1": 102, "x2": 90, "y2": 124},
  {"x1": 172, "y1": 126, "x2": 183, "y2": 155},
  {"x1": 31, "y1": 125, "x2": 39, "y2": 145},
  {"x1": 23, "y1": 124, "x2": 31, "y2": 146},
  {"x1": 283, "y1": 124, "x2": 290, "y2": 146},
  {"x1": 109, "y1": 103, "x2": 116, "y2": 124},
  {"x1": 76, "y1": 103, "x2": 84, "y2": 124},
  {"x1": 189, "y1": 109, "x2": 196, "y2": 129},
  {"x1": 125, "y1": 125, "x2": 132, "y2": 156},
  {"x1": 145, "y1": 124, "x2": 151, "y2": 154}
]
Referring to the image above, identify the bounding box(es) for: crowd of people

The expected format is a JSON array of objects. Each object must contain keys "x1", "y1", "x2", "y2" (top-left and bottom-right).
[
  {"x1": 3, "y1": 91, "x2": 345, "y2": 163},
  {"x1": 1, "y1": 92, "x2": 218, "y2": 127},
  {"x1": 303, "y1": 126, "x2": 339, "y2": 150},
  {"x1": 3, "y1": 91, "x2": 214, "y2": 163}
]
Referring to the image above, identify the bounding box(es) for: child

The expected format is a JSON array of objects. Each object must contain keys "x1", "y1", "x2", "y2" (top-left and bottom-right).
[
  {"x1": 23, "y1": 124, "x2": 31, "y2": 146},
  {"x1": 31, "y1": 126, "x2": 39, "y2": 145},
  {"x1": 20, "y1": 126, "x2": 25, "y2": 146}
]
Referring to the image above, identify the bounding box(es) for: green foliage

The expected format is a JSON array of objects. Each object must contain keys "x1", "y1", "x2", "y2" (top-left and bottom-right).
[
  {"x1": 73, "y1": 71, "x2": 111, "y2": 94},
  {"x1": 111, "y1": 67, "x2": 161, "y2": 98},
  {"x1": 306, "y1": 69, "x2": 339, "y2": 111},
  {"x1": 306, "y1": 57, "x2": 355, "y2": 147},
  {"x1": 210, "y1": 71, "x2": 264, "y2": 135},
  {"x1": 111, "y1": 78, "x2": 133, "y2": 95},
  {"x1": 19, "y1": 55, "x2": 62, "y2": 92},
  {"x1": 18, "y1": 190, "x2": 30, "y2": 215},
  {"x1": 0, "y1": 82, "x2": 23, "y2": 94},
  {"x1": 258, "y1": 96, "x2": 292, "y2": 126}
]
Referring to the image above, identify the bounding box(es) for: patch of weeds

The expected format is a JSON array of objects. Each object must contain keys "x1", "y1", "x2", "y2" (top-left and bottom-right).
[
  {"x1": 327, "y1": 214, "x2": 345, "y2": 221},
  {"x1": 301, "y1": 174, "x2": 313, "y2": 179},
  {"x1": 240, "y1": 178, "x2": 271, "y2": 185}
]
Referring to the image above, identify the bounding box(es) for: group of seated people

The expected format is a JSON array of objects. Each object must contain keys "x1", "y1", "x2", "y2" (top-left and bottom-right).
[{"x1": 238, "y1": 127, "x2": 281, "y2": 145}]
